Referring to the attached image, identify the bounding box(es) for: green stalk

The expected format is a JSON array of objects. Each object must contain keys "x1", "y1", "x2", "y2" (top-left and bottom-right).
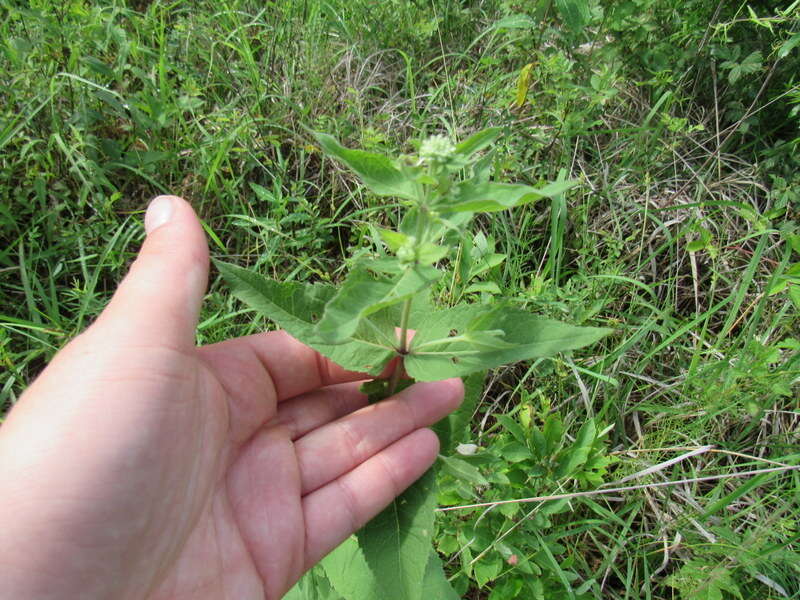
[
  {"x1": 397, "y1": 295, "x2": 413, "y2": 353},
  {"x1": 388, "y1": 296, "x2": 413, "y2": 395},
  {"x1": 388, "y1": 177, "x2": 432, "y2": 395}
]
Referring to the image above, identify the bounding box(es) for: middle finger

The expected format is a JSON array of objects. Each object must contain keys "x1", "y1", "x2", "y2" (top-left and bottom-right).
[{"x1": 294, "y1": 379, "x2": 463, "y2": 495}]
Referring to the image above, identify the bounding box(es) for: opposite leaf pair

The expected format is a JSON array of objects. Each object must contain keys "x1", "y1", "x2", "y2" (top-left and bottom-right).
[{"x1": 218, "y1": 127, "x2": 610, "y2": 387}]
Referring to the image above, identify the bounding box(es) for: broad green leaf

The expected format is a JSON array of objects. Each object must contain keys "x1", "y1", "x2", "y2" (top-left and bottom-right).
[
  {"x1": 440, "y1": 455, "x2": 489, "y2": 486},
  {"x1": 284, "y1": 567, "x2": 344, "y2": 600},
  {"x1": 474, "y1": 558, "x2": 502, "y2": 587},
  {"x1": 316, "y1": 265, "x2": 441, "y2": 343},
  {"x1": 313, "y1": 132, "x2": 417, "y2": 200},
  {"x1": 405, "y1": 304, "x2": 612, "y2": 381},
  {"x1": 378, "y1": 228, "x2": 409, "y2": 252},
  {"x1": 360, "y1": 256, "x2": 403, "y2": 275},
  {"x1": 498, "y1": 441, "x2": 533, "y2": 463},
  {"x1": 462, "y1": 329, "x2": 517, "y2": 349},
  {"x1": 216, "y1": 261, "x2": 396, "y2": 374},
  {"x1": 455, "y1": 127, "x2": 502, "y2": 157},
  {"x1": 417, "y1": 242, "x2": 450, "y2": 265},
  {"x1": 445, "y1": 180, "x2": 576, "y2": 213},
  {"x1": 489, "y1": 577, "x2": 524, "y2": 600},
  {"x1": 555, "y1": 0, "x2": 591, "y2": 33},
  {"x1": 321, "y1": 537, "x2": 378, "y2": 598},
  {"x1": 356, "y1": 468, "x2": 437, "y2": 600},
  {"x1": 421, "y1": 552, "x2": 460, "y2": 600}
]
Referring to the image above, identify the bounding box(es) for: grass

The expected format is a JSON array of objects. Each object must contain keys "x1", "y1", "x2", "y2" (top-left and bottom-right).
[{"x1": 1, "y1": 1, "x2": 799, "y2": 598}]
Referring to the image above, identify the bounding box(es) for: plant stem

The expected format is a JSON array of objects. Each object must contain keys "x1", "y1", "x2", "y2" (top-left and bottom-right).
[
  {"x1": 386, "y1": 358, "x2": 404, "y2": 396},
  {"x1": 397, "y1": 296, "x2": 413, "y2": 354},
  {"x1": 388, "y1": 296, "x2": 413, "y2": 395},
  {"x1": 389, "y1": 189, "x2": 429, "y2": 396}
]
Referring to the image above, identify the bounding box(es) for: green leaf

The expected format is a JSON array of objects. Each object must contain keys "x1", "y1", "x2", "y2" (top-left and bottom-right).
[
  {"x1": 554, "y1": 419, "x2": 596, "y2": 478},
  {"x1": 789, "y1": 284, "x2": 800, "y2": 309},
  {"x1": 455, "y1": 127, "x2": 502, "y2": 157},
  {"x1": 316, "y1": 265, "x2": 441, "y2": 343},
  {"x1": 462, "y1": 329, "x2": 517, "y2": 349},
  {"x1": 768, "y1": 279, "x2": 788, "y2": 295},
  {"x1": 321, "y1": 537, "x2": 378, "y2": 598},
  {"x1": 285, "y1": 567, "x2": 344, "y2": 600},
  {"x1": 515, "y1": 63, "x2": 535, "y2": 107},
  {"x1": 474, "y1": 558, "x2": 503, "y2": 587},
  {"x1": 405, "y1": 305, "x2": 612, "y2": 381},
  {"x1": 666, "y1": 560, "x2": 742, "y2": 600},
  {"x1": 554, "y1": 0, "x2": 591, "y2": 33},
  {"x1": 499, "y1": 441, "x2": 533, "y2": 463},
  {"x1": 464, "y1": 281, "x2": 502, "y2": 295},
  {"x1": 687, "y1": 239, "x2": 708, "y2": 252},
  {"x1": 378, "y1": 228, "x2": 409, "y2": 252},
  {"x1": 542, "y1": 414, "x2": 564, "y2": 455},
  {"x1": 312, "y1": 132, "x2": 417, "y2": 200},
  {"x1": 215, "y1": 261, "x2": 395, "y2": 374},
  {"x1": 440, "y1": 455, "x2": 489, "y2": 486},
  {"x1": 445, "y1": 180, "x2": 576, "y2": 213},
  {"x1": 489, "y1": 14, "x2": 536, "y2": 31},
  {"x1": 779, "y1": 32, "x2": 800, "y2": 58},
  {"x1": 356, "y1": 469, "x2": 437, "y2": 600},
  {"x1": 489, "y1": 577, "x2": 524, "y2": 600},
  {"x1": 417, "y1": 242, "x2": 450, "y2": 265},
  {"x1": 728, "y1": 51, "x2": 762, "y2": 83},
  {"x1": 433, "y1": 370, "x2": 486, "y2": 453},
  {"x1": 421, "y1": 552, "x2": 461, "y2": 600},
  {"x1": 496, "y1": 414, "x2": 527, "y2": 445}
]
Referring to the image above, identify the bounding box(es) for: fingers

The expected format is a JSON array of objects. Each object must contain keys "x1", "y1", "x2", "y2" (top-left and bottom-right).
[
  {"x1": 295, "y1": 379, "x2": 463, "y2": 495},
  {"x1": 273, "y1": 382, "x2": 369, "y2": 441},
  {"x1": 302, "y1": 428, "x2": 440, "y2": 567},
  {"x1": 93, "y1": 195, "x2": 209, "y2": 348},
  {"x1": 202, "y1": 330, "x2": 396, "y2": 402}
]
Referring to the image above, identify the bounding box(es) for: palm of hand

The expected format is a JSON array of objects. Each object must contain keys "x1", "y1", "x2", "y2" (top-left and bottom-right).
[{"x1": 131, "y1": 331, "x2": 460, "y2": 600}]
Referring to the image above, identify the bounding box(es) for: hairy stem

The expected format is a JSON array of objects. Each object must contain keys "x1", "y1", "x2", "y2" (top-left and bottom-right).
[
  {"x1": 386, "y1": 357, "x2": 404, "y2": 396},
  {"x1": 397, "y1": 296, "x2": 413, "y2": 354},
  {"x1": 388, "y1": 186, "x2": 430, "y2": 396},
  {"x1": 388, "y1": 296, "x2": 413, "y2": 395}
]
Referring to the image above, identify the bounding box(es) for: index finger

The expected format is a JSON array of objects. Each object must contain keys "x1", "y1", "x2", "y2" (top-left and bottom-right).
[{"x1": 206, "y1": 330, "x2": 396, "y2": 402}]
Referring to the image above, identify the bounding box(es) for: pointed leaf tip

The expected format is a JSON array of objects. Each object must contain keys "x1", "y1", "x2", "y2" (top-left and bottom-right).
[{"x1": 312, "y1": 131, "x2": 417, "y2": 200}]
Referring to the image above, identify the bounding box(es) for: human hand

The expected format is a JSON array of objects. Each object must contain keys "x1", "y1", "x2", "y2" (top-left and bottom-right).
[{"x1": 0, "y1": 196, "x2": 463, "y2": 600}]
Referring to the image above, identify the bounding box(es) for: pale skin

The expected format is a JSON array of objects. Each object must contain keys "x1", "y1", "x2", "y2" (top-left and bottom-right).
[{"x1": 0, "y1": 196, "x2": 463, "y2": 600}]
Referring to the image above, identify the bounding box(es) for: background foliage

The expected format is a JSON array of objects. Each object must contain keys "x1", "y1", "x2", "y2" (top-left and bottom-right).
[{"x1": 1, "y1": 1, "x2": 799, "y2": 598}]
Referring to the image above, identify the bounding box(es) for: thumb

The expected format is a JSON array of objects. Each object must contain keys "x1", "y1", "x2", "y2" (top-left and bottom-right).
[{"x1": 93, "y1": 195, "x2": 209, "y2": 349}]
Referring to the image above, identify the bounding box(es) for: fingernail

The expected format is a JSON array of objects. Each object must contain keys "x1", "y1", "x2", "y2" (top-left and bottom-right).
[{"x1": 145, "y1": 195, "x2": 175, "y2": 234}]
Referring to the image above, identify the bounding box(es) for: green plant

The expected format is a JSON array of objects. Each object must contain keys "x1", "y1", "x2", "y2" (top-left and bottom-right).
[{"x1": 217, "y1": 128, "x2": 611, "y2": 598}]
